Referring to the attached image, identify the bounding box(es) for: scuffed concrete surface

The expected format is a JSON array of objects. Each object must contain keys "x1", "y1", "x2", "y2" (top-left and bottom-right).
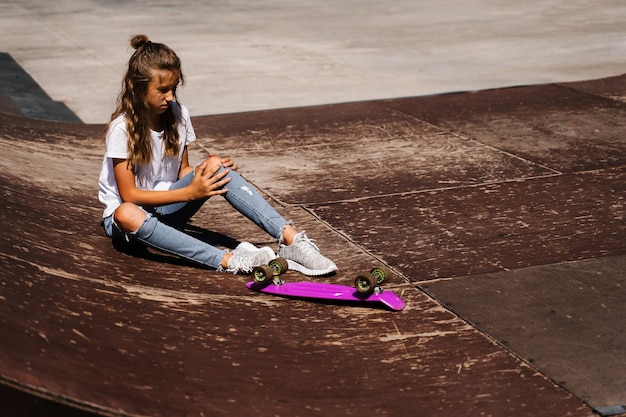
[
  {"x1": 0, "y1": 174, "x2": 591, "y2": 417},
  {"x1": 422, "y1": 255, "x2": 626, "y2": 409},
  {"x1": 4, "y1": 75, "x2": 626, "y2": 415}
]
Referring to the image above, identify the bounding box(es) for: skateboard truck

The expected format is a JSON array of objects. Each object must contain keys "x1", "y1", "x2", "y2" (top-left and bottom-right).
[
  {"x1": 252, "y1": 257, "x2": 289, "y2": 286},
  {"x1": 354, "y1": 266, "x2": 391, "y2": 296}
]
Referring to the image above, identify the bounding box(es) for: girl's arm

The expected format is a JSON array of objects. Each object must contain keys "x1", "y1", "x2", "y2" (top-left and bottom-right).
[
  {"x1": 178, "y1": 146, "x2": 195, "y2": 179},
  {"x1": 113, "y1": 157, "x2": 230, "y2": 206}
]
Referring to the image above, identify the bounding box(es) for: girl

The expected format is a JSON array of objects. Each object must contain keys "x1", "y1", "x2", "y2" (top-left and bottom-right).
[{"x1": 98, "y1": 34, "x2": 337, "y2": 276}]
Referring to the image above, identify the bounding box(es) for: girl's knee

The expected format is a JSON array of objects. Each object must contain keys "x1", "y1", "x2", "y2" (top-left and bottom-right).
[
  {"x1": 204, "y1": 155, "x2": 223, "y2": 170},
  {"x1": 114, "y1": 202, "x2": 147, "y2": 232}
]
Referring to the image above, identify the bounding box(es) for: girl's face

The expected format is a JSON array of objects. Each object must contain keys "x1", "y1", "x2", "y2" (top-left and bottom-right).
[{"x1": 146, "y1": 70, "x2": 179, "y2": 117}]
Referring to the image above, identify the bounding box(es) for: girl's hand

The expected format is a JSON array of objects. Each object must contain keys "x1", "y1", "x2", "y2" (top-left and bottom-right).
[
  {"x1": 210, "y1": 153, "x2": 238, "y2": 171},
  {"x1": 188, "y1": 160, "x2": 230, "y2": 200}
]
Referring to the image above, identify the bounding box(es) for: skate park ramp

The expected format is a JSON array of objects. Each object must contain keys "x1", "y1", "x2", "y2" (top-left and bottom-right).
[
  {"x1": 2, "y1": 1, "x2": 626, "y2": 416},
  {"x1": 2, "y1": 73, "x2": 626, "y2": 416}
]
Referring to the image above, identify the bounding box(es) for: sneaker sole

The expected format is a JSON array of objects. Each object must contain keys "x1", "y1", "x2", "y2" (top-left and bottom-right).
[{"x1": 286, "y1": 259, "x2": 338, "y2": 277}]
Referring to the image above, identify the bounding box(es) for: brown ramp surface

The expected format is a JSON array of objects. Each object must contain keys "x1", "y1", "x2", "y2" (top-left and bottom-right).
[{"x1": 2, "y1": 76, "x2": 625, "y2": 416}]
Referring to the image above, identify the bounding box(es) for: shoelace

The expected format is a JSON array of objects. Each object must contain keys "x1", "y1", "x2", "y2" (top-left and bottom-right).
[
  {"x1": 236, "y1": 257, "x2": 255, "y2": 272},
  {"x1": 231, "y1": 249, "x2": 262, "y2": 272},
  {"x1": 295, "y1": 232, "x2": 321, "y2": 255}
]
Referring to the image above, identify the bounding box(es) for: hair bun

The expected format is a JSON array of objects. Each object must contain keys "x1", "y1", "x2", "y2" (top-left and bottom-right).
[{"x1": 130, "y1": 34, "x2": 150, "y2": 49}]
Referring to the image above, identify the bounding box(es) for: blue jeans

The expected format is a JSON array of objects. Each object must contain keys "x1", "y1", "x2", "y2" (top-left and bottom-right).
[{"x1": 102, "y1": 167, "x2": 289, "y2": 269}]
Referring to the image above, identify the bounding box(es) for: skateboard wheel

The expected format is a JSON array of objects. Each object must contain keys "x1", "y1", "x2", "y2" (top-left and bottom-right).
[
  {"x1": 370, "y1": 266, "x2": 391, "y2": 285},
  {"x1": 268, "y1": 257, "x2": 288, "y2": 275},
  {"x1": 253, "y1": 264, "x2": 274, "y2": 285},
  {"x1": 354, "y1": 272, "x2": 376, "y2": 295}
]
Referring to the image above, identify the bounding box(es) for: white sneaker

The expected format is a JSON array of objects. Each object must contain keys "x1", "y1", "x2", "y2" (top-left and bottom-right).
[
  {"x1": 225, "y1": 242, "x2": 276, "y2": 274},
  {"x1": 278, "y1": 231, "x2": 337, "y2": 276}
]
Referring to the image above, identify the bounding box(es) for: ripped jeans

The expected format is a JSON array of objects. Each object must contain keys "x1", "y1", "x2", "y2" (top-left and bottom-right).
[{"x1": 102, "y1": 167, "x2": 289, "y2": 269}]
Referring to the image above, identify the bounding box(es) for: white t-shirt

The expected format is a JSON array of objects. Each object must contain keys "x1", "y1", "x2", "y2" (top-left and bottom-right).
[{"x1": 98, "y1": 102, "x2": 196, "y2": 218}]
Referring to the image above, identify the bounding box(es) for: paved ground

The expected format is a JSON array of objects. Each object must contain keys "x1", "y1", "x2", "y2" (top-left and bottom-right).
[
  {"x1": 3, "y1": 0, "x2": 626, "y2": 123},
  {"x1": 1, "y1": 1, "x2": 626, "y2": 416}
]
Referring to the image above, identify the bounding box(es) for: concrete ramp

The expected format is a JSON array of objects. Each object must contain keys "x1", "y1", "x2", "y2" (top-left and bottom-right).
[{"x1": 2, "y1": 76, "x2": 625, "y2": 416}]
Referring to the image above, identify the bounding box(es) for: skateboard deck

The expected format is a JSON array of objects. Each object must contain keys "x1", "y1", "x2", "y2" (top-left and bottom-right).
[{"x1": 246, "y1": 280, "x2": 406, "y2": 311}]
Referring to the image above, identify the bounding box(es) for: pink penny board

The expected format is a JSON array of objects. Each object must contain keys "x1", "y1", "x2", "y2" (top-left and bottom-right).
[{"x1": 246, "y1": 281, "x2": 405, "y2": 311}]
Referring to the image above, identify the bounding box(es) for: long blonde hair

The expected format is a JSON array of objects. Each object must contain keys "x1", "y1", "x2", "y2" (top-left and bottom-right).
[{"x1": 108, "y1": 34, "x2": 185, "y2": 166}]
